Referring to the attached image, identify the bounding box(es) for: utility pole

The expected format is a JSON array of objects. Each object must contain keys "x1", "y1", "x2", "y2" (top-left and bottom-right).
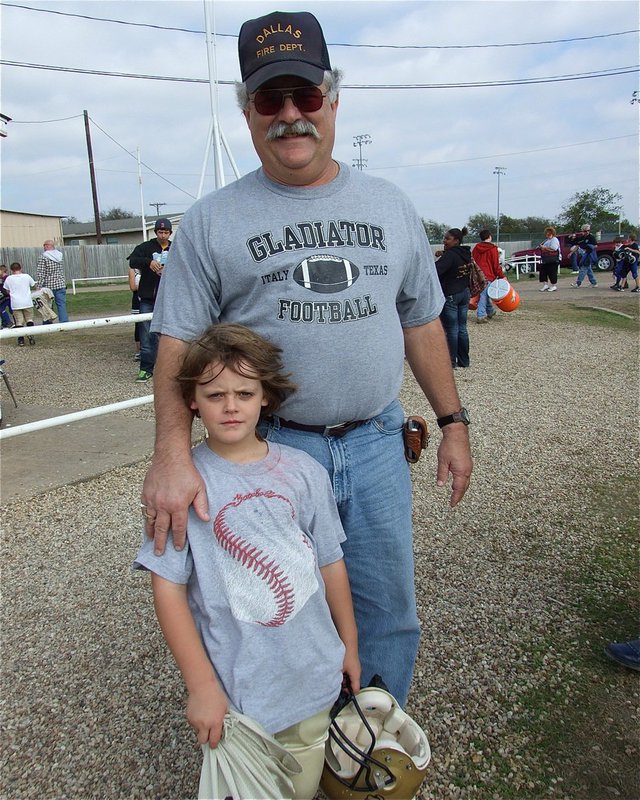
[
  {"x1": 493, "y1": 166, "x2": 507, "y2": 244},
  {"x1": 352, "y1": 134, "x2": 372, "y2": 170},
  {"x1": 149, "y1": 202, "x2": 166, "y2": 216},
  {"x1": 83, "y1": 110, "x2": 102, "y2": 244}
]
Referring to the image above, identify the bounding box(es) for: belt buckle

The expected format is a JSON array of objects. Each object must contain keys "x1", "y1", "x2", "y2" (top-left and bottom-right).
[{"x1": 322, "y1": 422, "x2": 350, "y2": 437}]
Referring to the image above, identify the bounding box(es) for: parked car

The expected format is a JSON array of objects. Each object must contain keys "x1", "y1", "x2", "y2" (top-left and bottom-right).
[{"x1": 506, "y1": 233, "x2": 617, "y2": 273}]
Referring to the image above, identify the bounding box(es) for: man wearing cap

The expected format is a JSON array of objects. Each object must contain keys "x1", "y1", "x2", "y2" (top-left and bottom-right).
[
  {"x1": 143, "y1": 11, "x2": 472, "y2": 706},
  {"x1": 127, "y1": 218, "x2": 172, "y2": 382},
  {"x1": 569, "y1": 224, "x2": 599, "y2": 287}
]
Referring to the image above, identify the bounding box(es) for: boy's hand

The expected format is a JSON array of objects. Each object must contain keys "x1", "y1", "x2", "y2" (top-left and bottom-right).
[
  {"x1": 186, "y1": 682, "x2": 228, "y2": 749},
  {"x1": 342, "y1": 649, "x2": 361, "y2": 696}
]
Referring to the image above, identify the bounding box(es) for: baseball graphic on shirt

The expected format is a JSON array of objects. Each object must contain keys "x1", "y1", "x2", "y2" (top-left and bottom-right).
[{"x1": 213, "y1": 489, "x2": 318, "y2": 627}]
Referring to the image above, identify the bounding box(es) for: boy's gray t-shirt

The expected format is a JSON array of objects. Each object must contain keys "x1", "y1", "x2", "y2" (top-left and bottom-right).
[
  {"x1": 152, "y1": 164, "x2": 444, "y2": 425},
  {"x1": 133, "y1": 441, "x2": 346, "y2": 735}
]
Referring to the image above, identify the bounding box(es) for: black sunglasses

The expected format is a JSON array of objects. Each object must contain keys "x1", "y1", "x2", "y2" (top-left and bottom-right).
[{"x1": 251, "y1": 86, "x2": 327, "y2": 116}]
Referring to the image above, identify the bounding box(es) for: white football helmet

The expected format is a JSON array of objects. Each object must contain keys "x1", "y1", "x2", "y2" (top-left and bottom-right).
[{"x1": 320, "y1": 686, "x2": 431, "y2": 799}]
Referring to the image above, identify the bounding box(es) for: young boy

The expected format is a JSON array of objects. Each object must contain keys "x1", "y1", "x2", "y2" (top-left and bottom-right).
[
  {"x1": 3, "y1": 262, "x2": 35, "y2": 345},
  {"x1": 133, "y1": 323, "x2": 360, "y2": 800}
]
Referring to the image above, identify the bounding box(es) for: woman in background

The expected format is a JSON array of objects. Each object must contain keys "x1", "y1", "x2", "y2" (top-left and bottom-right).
[
  {"x1": 538, "y1": 226, "x2": 561, "y2": 292},
  {"x1": 436, "y1": 227, "x2": 472, "y2": 369}
]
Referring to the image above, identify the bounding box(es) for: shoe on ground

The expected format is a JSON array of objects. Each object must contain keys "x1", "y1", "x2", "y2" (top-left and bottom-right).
[
  {"x1": 590, "y1": 283, "x2": 598, "y2": 287},
  {"x1": 604, "y1": 639, "x2": 640, "y2": 671},
  {"x1": 548, "y1": 285, "x2": 558, "y2": 292},
  {"x1": 477, "y1": 317, "x2": 489, "y2": 324},
  {"x1": 134, "y1": 353, "x2": 141, "y2": 361},
  {"x1": 135, "y1": 370, "x2": 153, "y2": 383},
  {"x1": 632, "y1": 287, "x2": 640, "y2": 293},
  {"x1": 539, "y1": 284, "x2": 549, "y2": 292},
  {"x1": 570, "y1": 282, "x2": 581, "y2": 287},
  {"x1": 28, "y1": 336, "x2": 36, "y2": 345},
  {"x1": 17, "y1": 338, "x2": 25, "y2": 347}
]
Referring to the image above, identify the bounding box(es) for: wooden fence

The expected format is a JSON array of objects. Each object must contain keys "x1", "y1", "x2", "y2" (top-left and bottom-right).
[
  {"x1": 0, "y1": 245, "x2": 132, "y2": 282},
  {"x1": 1, "y1": 242, "x2": 533, "y2": 284}
]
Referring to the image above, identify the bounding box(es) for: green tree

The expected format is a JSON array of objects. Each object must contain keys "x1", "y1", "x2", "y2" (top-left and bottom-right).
[
  {"x1": 422, "y1": 219, "x2": 449, "y2": 243},
  {"x1": 62, "y1": 215, "x2": 80, "y2": 224},
  {"x1": 99, "y1": 207, "x2": 136, "y2": 221},
  {"x1": 557, "y1": 187, "x2": 622, "y2": 234},
  {"x1": 467, "y1": 213, "x2": 495, "y2": 237}
]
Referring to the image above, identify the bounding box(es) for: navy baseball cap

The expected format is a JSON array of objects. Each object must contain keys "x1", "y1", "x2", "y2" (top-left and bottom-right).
[
  {"x1": 154, "y1": 218, "x2": 172, "y2": 232},
  {"x1": 238, "y1": 11, "x2": 331, "y2": 93}
]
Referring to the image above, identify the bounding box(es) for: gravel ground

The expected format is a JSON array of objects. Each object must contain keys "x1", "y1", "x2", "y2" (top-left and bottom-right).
[{"x1": 1, "y1": 283, "x2": 639, "y2": 799}]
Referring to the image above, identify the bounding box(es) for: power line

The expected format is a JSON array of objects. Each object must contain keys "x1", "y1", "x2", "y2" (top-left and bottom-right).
[
  {"x1": 369, "y1": 134, "x2": 638, "y2": 171},
  {"x1": 3, "y1": 59, "x2": 638, "y2": 90},
  {"x1": 5, "y1": 114, "x2": 83, "y2": 124},
  {"x1": 1, "y1": 3, "x2": 637, "y2": 50},
  {"x1": 87, "y1": 116, "x2": 196, "y2": 199}
]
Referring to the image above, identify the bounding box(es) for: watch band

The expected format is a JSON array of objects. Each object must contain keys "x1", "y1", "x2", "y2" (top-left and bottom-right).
[{"x1": 437, "y1": 408, "x2": 470, "y2": 428}]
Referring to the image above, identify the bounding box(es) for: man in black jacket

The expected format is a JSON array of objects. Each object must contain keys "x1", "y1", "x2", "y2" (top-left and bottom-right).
[{"x1": 128, "y1": 218, "x2": 172, "y2": 381}]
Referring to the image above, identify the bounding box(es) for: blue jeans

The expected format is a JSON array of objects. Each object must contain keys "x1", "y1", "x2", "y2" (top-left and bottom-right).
[
  {"x1": 0, "y1": 297, "x2": 13, "y2": 327},
  {"x1": 576, "y1": 254, "x2": 597, "y2": 286},
  {"x1": 53, "y1": 287, "x2": 68, "y2": 323},
  {"x1": 440, "y1": 288, "x2": 471, "y2": 367},
  {"x1": 138, "y1": 298, "x2": 158, "y2": 373},
  {"x1": 476, "y1": 285, "x2": 495, "y2": 321},
  {"x1": 258, "y1": 400, "x2": 419, "y2": 706}
]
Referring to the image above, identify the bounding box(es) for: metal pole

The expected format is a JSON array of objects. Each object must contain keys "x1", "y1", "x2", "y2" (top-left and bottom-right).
[
  {"x1": 84, "y1": 110, "x2": 102, "y2": 244},
  {"x1": 204, "y1": 0, "x2": 225, "y2": 189},
  {"x1": 493, "y1": 166, "x2": 506, "y2": 244},
  {"x1": 137, "y1": 147, "x2": 148, "y2": 240},
  {"x1": 352, "y1": 134, "x2": 372, "y2": 170}
]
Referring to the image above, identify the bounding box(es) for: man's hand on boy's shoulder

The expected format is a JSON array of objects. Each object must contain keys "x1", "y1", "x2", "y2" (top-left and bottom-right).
[{"x1": 142, "y1": 453, "x2": 210, "y2": 555}]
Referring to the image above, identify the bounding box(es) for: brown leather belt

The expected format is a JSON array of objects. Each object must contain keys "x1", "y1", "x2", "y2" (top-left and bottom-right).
[{"x1": 277, "y1": 418, "x2": 368, "y2": 438}]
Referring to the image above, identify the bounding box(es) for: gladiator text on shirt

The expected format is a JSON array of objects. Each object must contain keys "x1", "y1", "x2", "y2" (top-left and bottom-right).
[{"x1": 247, "y1": 220, "x2": 386, "y2": 263}]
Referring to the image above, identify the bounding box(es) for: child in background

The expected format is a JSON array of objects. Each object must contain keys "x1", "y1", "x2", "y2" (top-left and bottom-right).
[
  {"x1": 134, "y1": 323, "x2": 360, "y2": 800},
  {"x1": 0, "y1": 264, "x2": 15, "y2": 328},
  {"x1": 3, "y1": 262, "x2": 35, "y2": 345}
]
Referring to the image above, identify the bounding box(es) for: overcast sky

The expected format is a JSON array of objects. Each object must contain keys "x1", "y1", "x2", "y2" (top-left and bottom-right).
[{"x1": 1, "y1": 0, "x2": 638, "y2": 232}]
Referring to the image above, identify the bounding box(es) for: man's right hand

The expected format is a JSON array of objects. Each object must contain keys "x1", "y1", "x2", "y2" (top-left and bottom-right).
[{"x1": 141, "y1": 453, "x2": 209, "y2": 555}]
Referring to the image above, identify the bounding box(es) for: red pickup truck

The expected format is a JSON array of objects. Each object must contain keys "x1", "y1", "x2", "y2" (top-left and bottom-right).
[{"x1": 507, "y1": 233, "x2": 617, "y2": 272}]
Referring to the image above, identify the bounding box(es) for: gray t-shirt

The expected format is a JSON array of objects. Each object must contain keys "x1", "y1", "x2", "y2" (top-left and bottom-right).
[
  {"x1": 152, "y1": 164, "x2": 444, "y2": 425},
  {"x1": 133, "y1": 442, "x2": 346, "y2": 734}
]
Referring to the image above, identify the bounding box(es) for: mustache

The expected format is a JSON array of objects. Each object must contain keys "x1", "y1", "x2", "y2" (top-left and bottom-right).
[{"x1": 265, "y1": 120, "x2": 321, "y2": 142}]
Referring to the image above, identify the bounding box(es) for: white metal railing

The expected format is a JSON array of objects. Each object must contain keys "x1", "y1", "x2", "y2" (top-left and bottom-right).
[
  {"x1": 71, "y1": 275, "x2": 129, "y2": 294},
  {"x1": 0, "y1": 312, "x2": 154, "y2": 439},
  {"x1": 505, "y1": 254, "x2": 541, "y2": 280},
  {"x1": 0, "y1": 313, "x2": 151, "y2": 339}
]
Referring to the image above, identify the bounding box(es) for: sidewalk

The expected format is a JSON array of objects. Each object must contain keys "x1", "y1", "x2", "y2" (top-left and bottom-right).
[{"x1": 0, "y1": 401, "x2": 154, "y2": 501}]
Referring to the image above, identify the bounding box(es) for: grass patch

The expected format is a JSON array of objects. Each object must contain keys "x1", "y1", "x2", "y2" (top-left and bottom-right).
[
  {"x1": 503, "y1": 478, "x2": 639, "y2": 799},
  {"x1": 531, "y1": 301, "x2": 639, "y2": 330},
  {"x1": 66, "y1": 288, "x2": 132, "y2": 317}
]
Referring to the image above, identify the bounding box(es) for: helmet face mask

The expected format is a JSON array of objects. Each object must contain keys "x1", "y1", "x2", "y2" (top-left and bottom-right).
[{"x1": 320, "y1": 687, "x2": 431, "y2": 800}]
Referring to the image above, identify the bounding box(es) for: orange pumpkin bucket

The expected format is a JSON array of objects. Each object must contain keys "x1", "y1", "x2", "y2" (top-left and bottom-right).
[{"x1": 487, "y1": 279, "x2": 520, "y2": 312}]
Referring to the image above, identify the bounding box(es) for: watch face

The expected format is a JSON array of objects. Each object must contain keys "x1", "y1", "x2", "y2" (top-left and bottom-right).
[{"x1": 459, "y1": 407, "x2": 471, "y2": 424}]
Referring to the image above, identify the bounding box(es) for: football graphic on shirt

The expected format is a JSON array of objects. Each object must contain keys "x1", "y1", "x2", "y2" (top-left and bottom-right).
[
  {"x1": 293, "y1": 254, "x2": 360, "y2": 294},
  {"x1": 213, "y1": 489, "x2": 318, "y2": 627}
]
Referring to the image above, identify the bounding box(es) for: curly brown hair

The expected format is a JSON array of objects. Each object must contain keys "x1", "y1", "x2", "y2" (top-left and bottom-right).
[{"x1": 176, "y1": 323, "x2": 297, "y2": 417}]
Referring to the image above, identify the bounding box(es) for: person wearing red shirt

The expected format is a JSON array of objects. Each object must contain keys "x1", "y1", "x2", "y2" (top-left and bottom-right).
[{"x1": 472, "y1": 230, "x2": 505, "y2": 322}]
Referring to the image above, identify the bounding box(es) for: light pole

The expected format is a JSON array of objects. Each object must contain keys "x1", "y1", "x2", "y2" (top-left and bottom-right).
[
  {"x1": 353, "y1": 134, "x2": 372, "y2": 170},
  {"x1": 493, "y1": 166, "x2": 506, "y2": 244}
]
